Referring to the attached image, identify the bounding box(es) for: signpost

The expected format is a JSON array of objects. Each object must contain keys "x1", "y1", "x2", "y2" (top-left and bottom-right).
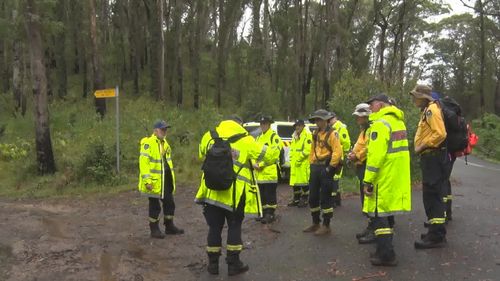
[{"x1": 94, "y1": 86, "x2": 120, "y2": 173}]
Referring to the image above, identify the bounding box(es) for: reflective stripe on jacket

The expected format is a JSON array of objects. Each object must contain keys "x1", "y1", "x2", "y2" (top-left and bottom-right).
[
  {"x1": 195, "y1": 120, "x2": 276, "y2": 217},
  {"x1": 363, "y1": 105, "x2": 411, "y2": 216},
  {"x1": 138, "y1": 134, "x2": 176, "y2": 198},
  {"x1": 290, "y1": 129, "x2": 312, "y2": 186},
  {"x1": 255, "y1": 129, "x2": 282, "y2": 184}
]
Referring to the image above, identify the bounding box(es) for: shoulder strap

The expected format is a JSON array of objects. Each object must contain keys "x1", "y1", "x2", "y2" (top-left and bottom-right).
[
  {"x1": 210, "y1": 130, "x2": 219, "y2": 139},
  {"x1": 228, "y1": 132, "x2": 247, "y2": 143}
]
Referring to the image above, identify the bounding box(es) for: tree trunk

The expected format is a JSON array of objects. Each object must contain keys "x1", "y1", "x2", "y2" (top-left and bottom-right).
[
  {"x1": 55, "y1": 0, "x2": 67, "y2": 98},
  {"x1": 12, "y1": 8, "x2": 26, "y2": 116},
  {"x1": 25, "y1": 0, "x2": 56, "y2": 174},
  {"x1": 89, "y1": 0, "x2": 106, "y2": 117},
  {"x1": 477, "y1": 0, "x2": 485, "y2": 112},
  {"x1": 157, "y1": 0, "x2": 165, "y2": 100}
]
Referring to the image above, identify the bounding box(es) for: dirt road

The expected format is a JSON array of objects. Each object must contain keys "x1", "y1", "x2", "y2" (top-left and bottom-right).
[{"x1": 1, "y1": 155, "x2": 499, "y2": 281}]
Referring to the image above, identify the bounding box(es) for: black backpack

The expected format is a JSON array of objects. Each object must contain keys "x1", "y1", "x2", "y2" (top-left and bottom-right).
[
  {"x1": 439, "y1": 97, "x2": 468, "y2": 153},
  {"x1": 201, "y1": 130, "x2": 247, "y2": 191}
]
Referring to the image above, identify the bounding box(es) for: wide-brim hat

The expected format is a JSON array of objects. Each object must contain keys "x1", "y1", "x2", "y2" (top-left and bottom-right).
[
  {"x1": 352, "y1": 103, "x2": 371, "y2": 117},
  {"x1": 409, "y1": 85, "x2": 433, "y2": 101},
  {"x1": 308, "y1": 109, "x2": 334, "y2": 122}
]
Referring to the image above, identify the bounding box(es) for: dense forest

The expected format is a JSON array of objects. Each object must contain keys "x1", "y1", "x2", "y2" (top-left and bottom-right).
[{"x1": 0, "y1": 0, "x2": 499, "y2": 183}]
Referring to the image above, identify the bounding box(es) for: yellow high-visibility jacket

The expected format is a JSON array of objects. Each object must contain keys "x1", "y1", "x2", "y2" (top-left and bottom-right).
[
  {"x1": 363, "y1": 106, "x2": 411, "y2": 216},
  {"x1": 255, "y1": 129, "x2": 283, "y2": 184},
  {"x1": 138, "y1": 134, "x2": 176, "y2": 198},
  {"x1": 289, "y1": 128, "x2": 312, "y2": 186},
  {"x1": 196, "y1": 120, "x2": 276, "y2": 217}
]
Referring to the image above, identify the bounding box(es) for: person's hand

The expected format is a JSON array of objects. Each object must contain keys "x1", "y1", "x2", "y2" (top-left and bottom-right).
[
  {"x1": 252, "y1": 162, "x2": 261, "y2": 171},
  {"x1": 414, "y1": 145, "x2": 426, "y2": 154},
  {"x1": 146, "y1": 184, "x2": 153, "y2": 191},
  {"x1": 325, "y1": 165, "x2": 336, "y2": 176},
  {"x1": 363, "y1": 183, "x2": 374, "y2": 197},
  {"x1": 347, "y1": 152, "x2": 356, "y2": 161}
]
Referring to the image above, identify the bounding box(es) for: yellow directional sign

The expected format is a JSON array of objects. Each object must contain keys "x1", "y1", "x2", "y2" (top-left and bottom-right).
[{"x1": 94, "y1": 88, "x2": 116, "y2": 98}]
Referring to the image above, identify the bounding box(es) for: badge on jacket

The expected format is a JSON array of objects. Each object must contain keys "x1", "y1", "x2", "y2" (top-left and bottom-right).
[
  {"x1": 371, "y1": 132, "x2": 378, "y2": 140},
  {"x1": 144, "y1": 144, "x2": 149, "y2": 150}
]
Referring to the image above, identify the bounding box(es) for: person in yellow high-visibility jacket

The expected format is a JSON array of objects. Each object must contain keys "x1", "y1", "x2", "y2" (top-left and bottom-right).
[
  {"x1": 138, "y1": 120, "x2": 184, "y2": 239},
  {"x1": 363, "y1": 94, "x2": 411, "y2": 266},
  {"x1": 288, "y1": 119, "x2": 312, "y2": 207},
  {"x1": 254, "y1": 115, "x2": 283, "y2": 224},
  {"x1": 328, "y1": 113, "x2": 351, "y2": 207},
  {"x1": 196, "y1": 115, "x2": 277, "y2": 276}
]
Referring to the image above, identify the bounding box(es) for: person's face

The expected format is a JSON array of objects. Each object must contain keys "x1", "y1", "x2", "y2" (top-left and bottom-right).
[
  {"x1": 260, "y1": 122, "x2": 271, "y2": 132},
  {"x1": 154, "y1": 127, "x2": 168, "y2": 139},
  {"x1": 412, "y1": 96, "x2": 427, "y2": 108},
  {"x1": 369, "y1": 100, "x2": 384, "y2": 113},
  {"x1": 356, "y1": 116, "x2": 368, "y2": 125},
  {"x1": 314, "y1": 118, "x2": 327, "y2": 130},
  {"x1": 294, "y1": 124, "x2": 304, "y2": 134}
]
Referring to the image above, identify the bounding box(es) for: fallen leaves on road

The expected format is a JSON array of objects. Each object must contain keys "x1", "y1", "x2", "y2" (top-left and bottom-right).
[{"x1": 352, "y1": 271, "x2": 387, "y2": 281}]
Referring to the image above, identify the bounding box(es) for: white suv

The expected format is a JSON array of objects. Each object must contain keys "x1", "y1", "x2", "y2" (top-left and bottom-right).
[{"x1": 243, "y1": 121, "x2": 299, "y2": 180}]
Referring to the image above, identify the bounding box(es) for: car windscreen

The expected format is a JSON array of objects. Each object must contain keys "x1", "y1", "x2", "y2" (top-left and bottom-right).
[
  {"x1": 277, "y1": 125, "x2": 294, "y2": 140},
  {"x1": 244, "y1": 126, "x2": 261, "y2": 138}
]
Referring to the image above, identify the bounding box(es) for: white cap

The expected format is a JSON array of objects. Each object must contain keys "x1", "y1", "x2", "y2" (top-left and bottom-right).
[{"x1": 352, "y1": 103, "x2": 371, "y2": 117}]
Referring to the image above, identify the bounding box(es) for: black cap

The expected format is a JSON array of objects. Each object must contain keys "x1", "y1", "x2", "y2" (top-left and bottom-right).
[
  {"x1": 153, "y1": 120, "x2": 171, "y2": 129},
  {"x1": 293, "y1": 119, "x2": 305, "y2": 127},
  {"x1": 259, "y1": 115, "x2": 274, "y2": 124},
  {"x1": 365, "y1": 93, "x2": 391, "y2": 104}
]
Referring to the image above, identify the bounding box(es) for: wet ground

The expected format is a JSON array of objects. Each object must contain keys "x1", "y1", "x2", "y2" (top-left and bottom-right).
[{"x1": 0, "y1": 155, "x2": 499, "y2": 281}]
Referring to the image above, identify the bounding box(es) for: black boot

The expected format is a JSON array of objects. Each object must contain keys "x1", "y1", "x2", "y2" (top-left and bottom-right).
[
  {"x1": 261, "y1": 209, "x2": 276, "y2": 224},
  {"x1": 226, "y1": 251, "x2": 249, "y2": 276},
  {"x1": 149, "y1": 222, "x2": 165, "y2": 239},
  {"x1": 207, "y1": 252, "x2": 220, "y2": 275},
  {"x1": 358, "y1": 230, "x2": 376, "y2": 244},
  {"x1": 298, "y1": 195, "x2": 308, "y2": 208},
  {"x1": 164, "y1": 219, "x2": 184, "y2": 235},
  {"x1": 415, "y1": 225, "x2": 447, "y2": 249},
  {"x1": 370, "y1": 234, "x2": 397, "y2": 266}
]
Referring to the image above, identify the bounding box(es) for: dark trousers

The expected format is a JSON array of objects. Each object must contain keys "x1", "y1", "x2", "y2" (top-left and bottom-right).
[
  {"x1": 421, "y1": 149, "x2": 450, "y2": 240},
  {"x1": 292, "y1": 185, "x2": 309, "y2": 201},
  {"x1": 372, "y1": 216, "x2": 395, "y2": 260},
  {"x1": 309, "y1": 164, "x2": 334, "y2": 225},
  {"x1": 444, "y1": 157, "x2": 456, "y2": 219},
  {"x1": 259, "y1": 183, "x2": 277, "y2": 214},
  {"x1": 203, "y1": 200, "x2": 245, "y2": 254},
  {"x1": 356, "y1": 163, "x2": 366, "y2": 206},
  {"x1": 148, "y1": 181, "x2": 175, "y2": 222}
]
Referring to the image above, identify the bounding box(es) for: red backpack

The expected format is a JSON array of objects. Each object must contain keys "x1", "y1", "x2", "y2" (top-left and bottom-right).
[{"x1": 454, "y1": 123, "x2": 479, "y2": 161}]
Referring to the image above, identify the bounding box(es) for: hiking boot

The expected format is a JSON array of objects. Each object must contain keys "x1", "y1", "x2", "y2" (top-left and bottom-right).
[
  {"x1": 314, "y1": 225, "x2": 331, "y2": 236},
  {"x1": 226, "y1": 251, "x2": 249, "y2": 276},
  {"x1": 164, "y1": 220, "x2": 184, "y2": 235},
  {"x1": 297, "y1": 197, "x2": 308, "y2": 208},
  {"x1": 260, "y1": 213, "x2": 275, "y2": 224},
  {"x1": 303, "y1": 224, "x2": 320, "y2": 233},
  {"x1": 149, "y1": 222, "x2": 165, "y2": 239},
  {"x1": 207, "y1": 253, "x2": 220, "y2": 275},
  {"x1": 358, "y1": 231, "x2": 376, "y2": 244},
  {"x1": 356, "y1": 227, "x2": 372, "y2": 239},
  {"x1": 287, "y1": 200, "x2": 299, "y2": 207},
  {"x1": 414, "y1": 237, "x2": 447, "y2": 249},
  {"x1": 370, "y1": 255, "x2": 398, "y2": 266}
]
